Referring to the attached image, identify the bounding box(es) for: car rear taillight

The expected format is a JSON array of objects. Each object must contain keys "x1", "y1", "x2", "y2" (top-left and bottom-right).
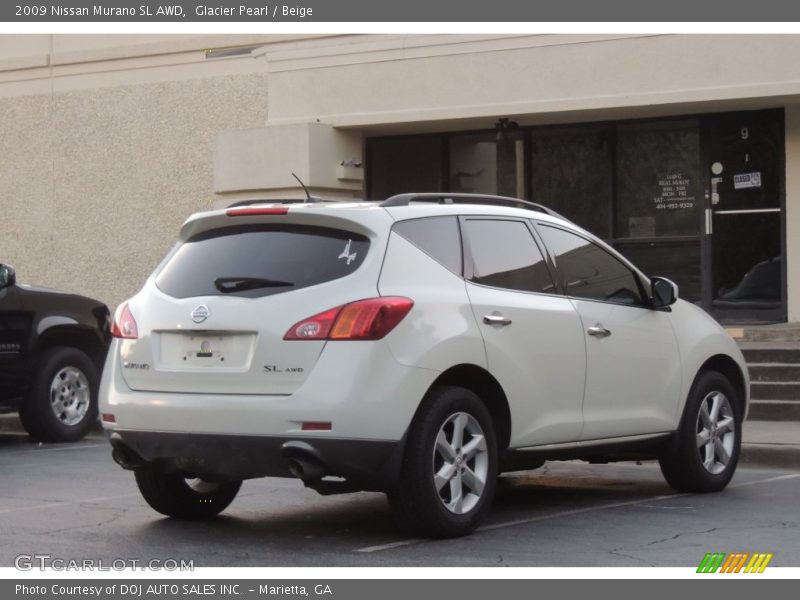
[
  {"x1": 225, "y1": 206, "x2": 289, "y2": 217},
  {"x1": 111, "y1": 303, "x2": 138, "y2": 339},
  {"x1": 284, "y1": 297, "x2": 413, "y2": 341},
  {"x1": 329, "y1": 298, "x2": 414, "y2": 340},
  {"x1": 301, "y1": 422, "x2": 332, "y2": 431}
]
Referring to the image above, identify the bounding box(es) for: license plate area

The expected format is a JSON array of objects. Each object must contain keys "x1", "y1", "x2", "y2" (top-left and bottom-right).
[{"x1": 158, "y1": 331, "x2": 256, "y2": 370}]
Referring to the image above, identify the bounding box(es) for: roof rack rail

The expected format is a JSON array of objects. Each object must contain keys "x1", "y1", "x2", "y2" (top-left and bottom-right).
[
  {"x1": 226, "y1": 197, "x2": 326, "y2": 209},
  {"x1": 379, "y1": 193, "x2": 570, "y2": 222}
]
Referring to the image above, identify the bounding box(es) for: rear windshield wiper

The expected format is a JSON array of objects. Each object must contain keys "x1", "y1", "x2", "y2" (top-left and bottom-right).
[{"x1": 214, "y1": 277, "x2": 295, "y2": 293}]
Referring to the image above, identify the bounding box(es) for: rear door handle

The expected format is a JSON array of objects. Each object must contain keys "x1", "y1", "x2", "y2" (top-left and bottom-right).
[
  {"x1": 587, "y1": 325, "x2": 611, "y2": 338},
  {"x1": 483, "y1": 314, "x2": 512, "y2": 326}
]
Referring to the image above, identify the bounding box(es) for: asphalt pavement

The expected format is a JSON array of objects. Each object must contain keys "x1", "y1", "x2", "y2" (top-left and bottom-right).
[{"x1": 0, "y1": 426, "x2": 798, "y2": 568}]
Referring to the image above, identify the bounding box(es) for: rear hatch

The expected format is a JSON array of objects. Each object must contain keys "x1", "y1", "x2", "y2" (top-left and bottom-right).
[{"x1": 118, "y1": 205, "x2": 391, "y2": 395}]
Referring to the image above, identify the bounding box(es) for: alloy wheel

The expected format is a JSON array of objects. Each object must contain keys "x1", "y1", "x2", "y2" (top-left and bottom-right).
[
  {"x1": 432, "y1": 411, "x2": 489, "y2": 514},
  {"x1": 695, "y1": 391, "x2": 736, "y2": 475}
]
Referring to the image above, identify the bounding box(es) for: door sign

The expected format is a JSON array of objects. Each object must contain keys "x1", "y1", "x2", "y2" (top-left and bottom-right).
[{"x1": 733, "y1": 172, "x2": 762, "y2": 190}]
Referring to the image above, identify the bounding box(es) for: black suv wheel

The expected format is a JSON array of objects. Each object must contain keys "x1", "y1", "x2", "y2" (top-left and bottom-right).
[{"x1": 18, "y1": 346, "x2": 99, "y2": 443}]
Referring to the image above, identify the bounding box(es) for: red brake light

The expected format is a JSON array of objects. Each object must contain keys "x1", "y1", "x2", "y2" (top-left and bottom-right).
[
  {"x1": 284, "y1": 297, "x2": 413, "y2": 341},
  {"x1": 225, "y1": 206, "x2": 289, "y2": 217},
  {"x1": 111, "y1": 303, "x2": 139, "y2": 339},
  {"x1": 301, "y1": 422, "x2": 332, "y2": 431},
  {"x1": 330, "y1": 298, "x2": 414, "y2": 340}
]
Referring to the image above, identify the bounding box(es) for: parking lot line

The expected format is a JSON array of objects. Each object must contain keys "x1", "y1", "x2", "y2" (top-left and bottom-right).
[
  {"x1": 353, "y1": 472, "x2": 800, "y2": 554},
  {"x1": 726, "y1": 472, "x2": 800, "y2": 487},
  {"x1": 0, "y1": 443, "x2": 105, "y2": 456},
  {"x1": 356, "y1": 539, "x2": 424, "y2": 553}
]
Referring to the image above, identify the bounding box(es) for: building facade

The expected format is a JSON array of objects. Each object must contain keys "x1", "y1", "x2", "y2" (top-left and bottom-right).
[{"x1": 0, "y1": 33, "x2": 797, "y2": 324}]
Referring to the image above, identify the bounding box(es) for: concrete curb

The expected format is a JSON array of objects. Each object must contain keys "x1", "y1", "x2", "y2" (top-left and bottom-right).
[
  {"x1": 741, "y1": 443, "x2": 800, "y2": 470},
  {"x1": 0, "y1": 415, "x2": 23, "y2": 432}
]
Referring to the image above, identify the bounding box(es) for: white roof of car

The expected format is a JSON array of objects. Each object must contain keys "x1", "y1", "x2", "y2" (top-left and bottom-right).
[{"x1": 180, "y1": 195, "x2": 575, "y2": 241}]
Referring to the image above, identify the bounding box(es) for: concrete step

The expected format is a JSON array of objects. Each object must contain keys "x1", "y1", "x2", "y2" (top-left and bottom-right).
[
  {"x1": 747, "y1": 400, "x2": 800, "y2": 421},
  {"x1": 740, "y1": 420, "x2": 800, "y2": 470},
  {"x1": 739, "y1": 342, "x2": 800, "y2": 420},
  {"x1": 750, "y1": 381, "x2": 800, "y2": 401},
  {"x1": 748, "y1": 364, "x2": 800, "y2": 382},
  {"x1": 727, "y1": 324, "x2": 800, "y2": 343},
  {"x1": 739, "y1": 343, "x2": 800, "y2": 364}
]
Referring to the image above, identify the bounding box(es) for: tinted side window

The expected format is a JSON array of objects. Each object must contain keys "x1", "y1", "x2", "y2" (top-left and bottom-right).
[
  {"x1": 393, "y1": 216, "x2": 462, "y2": 275},
  {"x1": 538, "y1": 225, "x2": 644, "y2": 306},
  {"x1": 464, "y1": 220, "x2": 555, "y2": 294},
  {"x1": 156, "y1": 225, "x2": 368, "y2": 299}
]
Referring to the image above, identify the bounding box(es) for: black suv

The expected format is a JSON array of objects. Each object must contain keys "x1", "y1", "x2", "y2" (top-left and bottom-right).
[{"x1": 0, "y1": 263, "x2": 110, "y2": 442}]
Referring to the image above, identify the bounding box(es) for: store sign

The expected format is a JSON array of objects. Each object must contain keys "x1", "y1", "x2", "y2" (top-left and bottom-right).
[
  {"x1": 733, "y1": 172, "x2": 762, "y2": 189},
  {"x1": 654, "y1": 173, "x2": 695, "y2": 210}
]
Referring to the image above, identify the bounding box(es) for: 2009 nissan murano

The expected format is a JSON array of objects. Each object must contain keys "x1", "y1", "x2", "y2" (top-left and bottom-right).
[{"x1": 101, "y1": 193, "x2": 748, "y2": 537}]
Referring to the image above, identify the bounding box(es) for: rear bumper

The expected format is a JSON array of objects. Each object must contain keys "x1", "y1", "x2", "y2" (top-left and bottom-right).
[
  {"x1": 100, "y1": 337, "x2": 437, "y2": 440},
  {"x1": 108, "y1": 429, "x2": 401, "y2": 489}
]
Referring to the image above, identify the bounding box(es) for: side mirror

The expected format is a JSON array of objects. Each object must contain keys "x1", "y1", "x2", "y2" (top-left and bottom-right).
[
  {"x1": 0, "y1": 264, "x2": 15, "y2": 289},
  {"x1": 651, "y1": 276, "x2": 678, "y2": 309}
]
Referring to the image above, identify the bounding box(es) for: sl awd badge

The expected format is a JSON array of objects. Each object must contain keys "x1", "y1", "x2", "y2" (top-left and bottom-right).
[{"x1": 191, "y1": 305, "x2": 209, "y2": 324}]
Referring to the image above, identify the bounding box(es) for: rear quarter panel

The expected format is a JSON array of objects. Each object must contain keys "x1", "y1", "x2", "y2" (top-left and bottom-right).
[{"x1": 377, "y1": 232, "x2": 486, "y2": 372}]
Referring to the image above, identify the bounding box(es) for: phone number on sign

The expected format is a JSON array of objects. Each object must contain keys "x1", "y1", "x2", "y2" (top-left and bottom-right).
[{"x1": 655, "y1": 202, "x2": 695, "y2": 210}]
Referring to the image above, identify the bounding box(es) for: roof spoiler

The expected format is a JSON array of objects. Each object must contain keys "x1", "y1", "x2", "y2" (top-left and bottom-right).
[{"x1": 226, "y1": 198, "x2": 327, "y2": 209}]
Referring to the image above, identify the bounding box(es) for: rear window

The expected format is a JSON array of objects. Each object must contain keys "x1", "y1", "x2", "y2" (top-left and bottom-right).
[{"x1": 155, "y1": 224, "x2": 369, "y2": 299}]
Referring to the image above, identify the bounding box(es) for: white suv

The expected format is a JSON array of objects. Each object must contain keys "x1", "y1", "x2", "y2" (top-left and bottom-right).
[{"x1": 100, "y1": 193, "x2": 749, "y2": 537}]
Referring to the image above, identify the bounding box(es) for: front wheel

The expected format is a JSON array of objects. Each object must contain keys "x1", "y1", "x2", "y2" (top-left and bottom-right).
[
  {"x1": 18, "y1": 346, "x2": 99, "y2": 443},
  {"x1": 659, "y1": 370, "x2": 742, "y2": 493},
  {"x1": 134, "y1": 463, "x2": 242, "y2": 518},
  {"x1": 388, "y1": 386, "x2": 498, "y2": 538}
]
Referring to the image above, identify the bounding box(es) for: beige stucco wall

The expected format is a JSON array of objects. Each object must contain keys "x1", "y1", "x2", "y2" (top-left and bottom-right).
[
  {"x1": 264, "y1": 34, "x2": 800, "y2": 131},
  {"x1": 0, "y1": 71, "x2": 269, "y2": 309}
]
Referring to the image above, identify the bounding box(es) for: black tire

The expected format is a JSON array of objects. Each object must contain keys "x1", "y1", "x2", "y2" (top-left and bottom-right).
[
  {"x1": 659, "y1": 370, "x2": 742, "y2": 493},
  {"x1": 134, "y1": 463, "x2": 242, "y2": 518},
  {"x1": 18, "y1": 346, "x2": 99, "y2": 443},
  {"x1": 388, "y1": 386, "x2": 498, "y2": 538}
]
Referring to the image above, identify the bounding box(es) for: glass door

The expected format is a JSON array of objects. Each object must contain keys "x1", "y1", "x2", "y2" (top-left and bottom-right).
[{"x1": 703, "y1": 110, "x2": 785, "y2": 323}]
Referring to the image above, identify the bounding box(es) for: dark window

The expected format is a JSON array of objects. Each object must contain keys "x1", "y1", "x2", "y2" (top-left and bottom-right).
[
  {"x1": 538, "y1": 225, "x2": 644, "y2": 306},
  {"x1": 450, "y1": 132, "x2": 525, "y2": 198},
  {"x1": 615, "y1": 120, "x2": 701, "y2": 238},
  {"x1": 463, "y1": 220, "x2": 555, "y2": 294},
  {"x1": 393, "y1": 216, "x2": 462, "y2": 275},
  {"x1": 530, "y1": 125, "x2": 613, "y2": 238},
  {"x1": 616, "y1": 241, "x2": 701, "y2": 303},
  {"x1": 155, "y1": 225, "x2": 369, "y2": 299},
  {"x1": 367, "y1": 136, "x2": 443, "y2": 200}
]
